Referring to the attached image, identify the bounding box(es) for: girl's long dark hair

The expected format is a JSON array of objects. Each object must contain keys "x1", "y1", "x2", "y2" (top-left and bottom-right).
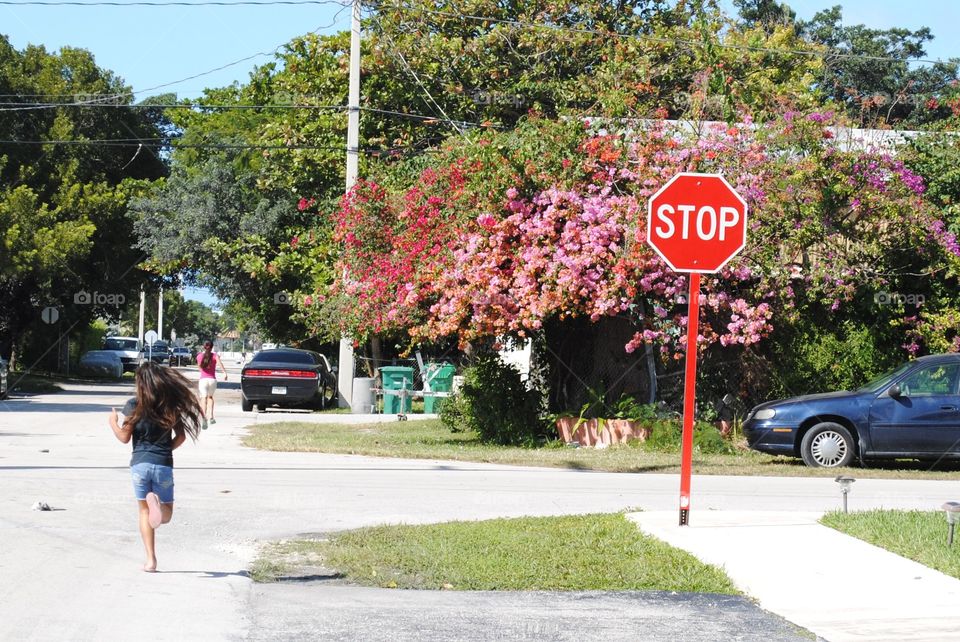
[
  {"x1": 200, "y1": 341, "x2": 213, "y2": 370},
  {"x1": 126, "y1": 362, "x2": 203, "y2": 440}
]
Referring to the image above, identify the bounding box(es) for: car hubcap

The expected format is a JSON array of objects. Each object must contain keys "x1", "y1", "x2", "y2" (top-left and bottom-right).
[{"x1": 812, "y1": 431, "x2": 846, "y2": 467}]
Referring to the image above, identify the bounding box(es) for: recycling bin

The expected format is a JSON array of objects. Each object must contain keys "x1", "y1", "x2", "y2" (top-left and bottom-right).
[
  {"x1": 423, "y1": 363, "x2": 456, "y2": 414},
  {"x1": 380, "y1": 366, "x2": 414, "y2": 414}
]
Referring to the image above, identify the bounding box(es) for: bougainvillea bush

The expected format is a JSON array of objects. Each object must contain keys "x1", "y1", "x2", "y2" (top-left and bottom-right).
[{"x1": 306, "y1": 109, "x2": 960, "y2": 406}]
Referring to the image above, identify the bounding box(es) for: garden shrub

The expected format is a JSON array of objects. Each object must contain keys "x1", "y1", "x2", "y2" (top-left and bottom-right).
[
  {"x1": 638, "y1": 419, "x2": 736, "y2": 455},
  {"x1": 439, "y1": 352, "x2": 543, "y2": 445}
]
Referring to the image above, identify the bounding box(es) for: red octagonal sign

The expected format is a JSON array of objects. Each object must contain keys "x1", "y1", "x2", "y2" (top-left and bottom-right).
[{"x1": 647, "y1": 172, "x2": 748, "y2": 273}]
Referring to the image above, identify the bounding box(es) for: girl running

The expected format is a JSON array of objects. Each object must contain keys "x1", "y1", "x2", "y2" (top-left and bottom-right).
[{"x1": 109, "y1": 362, "x2": 203, "y2": 572}]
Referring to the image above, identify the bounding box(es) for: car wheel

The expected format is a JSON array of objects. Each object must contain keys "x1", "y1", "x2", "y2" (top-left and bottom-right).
[
  {"x1": 241, "y1": 397, "x2": 253, "y2": 412},
  {"x1": 319, "y1": 379, "x2": 337, "y2": 409},
  {"x1": 801, "y1": 422, "x2": 855, "y2": 468},
  {"x1": 255, "y1": 403, "x2": 265, "y2": 413}
]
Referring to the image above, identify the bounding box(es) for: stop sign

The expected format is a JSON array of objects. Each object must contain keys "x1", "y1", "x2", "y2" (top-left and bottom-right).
[{"x1": 647, "y1": 172, "x2": 748, "y2": 273}]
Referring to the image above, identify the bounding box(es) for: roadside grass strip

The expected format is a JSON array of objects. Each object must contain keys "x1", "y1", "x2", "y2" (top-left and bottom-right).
[
  {"x1": 242, "y1": 420, "x2": 960, "y2": 480},
  {"x1": 821, "y1": 510, "x2": 960, "y2": 580},
  {"x1": 251, "y1": 513, "x2": 740, "y2": 593}
]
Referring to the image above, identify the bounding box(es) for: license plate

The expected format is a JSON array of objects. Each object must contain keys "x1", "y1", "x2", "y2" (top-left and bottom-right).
[{"x1": 271, "y1": 386, "x2": 287, "y2": 395}]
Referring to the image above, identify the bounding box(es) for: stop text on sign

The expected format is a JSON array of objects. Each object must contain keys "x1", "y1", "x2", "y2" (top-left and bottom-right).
[{"x1": 652, "y1": 204, "x2": 742, "y2": 242}]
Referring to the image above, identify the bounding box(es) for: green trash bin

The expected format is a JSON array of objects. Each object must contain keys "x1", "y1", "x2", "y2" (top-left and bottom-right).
[
  {"x1": 423, "y1": 363, "x2": 456, "y2": 414},
  {"x1": 380, "y1": 366, "x2": 414, "y2": 414}
]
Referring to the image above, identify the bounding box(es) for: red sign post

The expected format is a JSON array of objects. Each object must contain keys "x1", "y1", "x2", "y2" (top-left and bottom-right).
[{"x1": 647, "y1": 173, "x2": 748, "y2": 526}]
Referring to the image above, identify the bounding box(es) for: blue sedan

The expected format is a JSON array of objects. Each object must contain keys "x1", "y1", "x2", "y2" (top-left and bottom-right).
[{"x1": 744, "y1": 354, "x2": 960, "y2": 467}]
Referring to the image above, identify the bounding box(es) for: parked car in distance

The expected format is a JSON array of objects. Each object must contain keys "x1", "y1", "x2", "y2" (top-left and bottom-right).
[
  {"x1": 744, "y1": 354, "x2": 960, "y2": 468},
  {"x1": 102, "y1": 336, "x2": 142, "y2": 372},
  {"x1": 0, "y1": 355, "x2": 8, "y2": 399},
  {"x1": 240, "y1": 348, "x2": 337, "y2": 412},
  {"x1": 78, "y1": 350, "x2": 123, "y2": 379},
  {"x1": 144, "y1": 340, "x2": 171, "y2": 365},
  {"x1": 171, "y1": 346, "x2": 193, "y2": 366}
]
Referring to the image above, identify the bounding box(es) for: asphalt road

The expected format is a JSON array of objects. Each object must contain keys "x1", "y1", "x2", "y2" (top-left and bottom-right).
[{"x1": 1, "y1": 374, "x2": 955, "y2": 640}]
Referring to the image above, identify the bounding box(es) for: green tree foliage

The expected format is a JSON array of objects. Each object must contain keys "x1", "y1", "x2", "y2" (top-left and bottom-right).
[
  {"x1": 799, "y1": 6, "x2": 959, "y2": 126},
  {"x1": 0, "y1": 36, "x2": 168, "y2": 362},
  {"x1": 733, "y1": 0, "x2": 796, "y2": 33},
  {"x1": 130, "y1": 153, "x2": 316, "y2": 342}
]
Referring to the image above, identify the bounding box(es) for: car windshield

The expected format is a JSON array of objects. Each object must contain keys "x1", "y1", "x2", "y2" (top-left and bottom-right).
[
  {"x1": 857, "y1": 362, "x2": 915, "y2": 393},
  {"x1": 251, "y1": 350, "x2": 314, "y2": 365},
  {"x1": 104, "y1": 338, "x2": 138, "y2": 350}
]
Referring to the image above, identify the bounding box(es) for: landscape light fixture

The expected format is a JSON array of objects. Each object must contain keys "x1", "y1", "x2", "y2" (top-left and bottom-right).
[
  {"x1": 941, "y1": 501, "x2": 960, "y2": 546},
  {"x1": 835, "y1": 475, "x2": 855, "y2": 513}
]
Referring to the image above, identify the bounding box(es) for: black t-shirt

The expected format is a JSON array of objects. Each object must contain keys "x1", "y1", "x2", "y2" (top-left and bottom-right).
[{"x1": 123, "y1": 398, "x2": 174, "y2": 467}]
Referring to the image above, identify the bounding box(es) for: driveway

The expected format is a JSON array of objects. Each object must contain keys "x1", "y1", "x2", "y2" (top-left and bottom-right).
[{"x1": 1, "y1": 378, "x2": 955, "y2": 640}]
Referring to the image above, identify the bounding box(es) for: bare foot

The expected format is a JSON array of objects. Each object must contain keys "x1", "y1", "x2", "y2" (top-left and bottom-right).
[
  {"x1": 143, "y1": 559, "x2": 157, "y2": 572},
  {"x1": 146, "y1": 492, "x2": 162, "y2": 529}
]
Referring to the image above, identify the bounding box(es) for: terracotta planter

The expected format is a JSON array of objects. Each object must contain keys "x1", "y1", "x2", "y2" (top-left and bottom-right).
[
  {"x1": 635, "y1": 422, "x2": 653, "y2": 442},
  {"x1": 572, "y1": 418, "x2": 600, "y2": 446},
  {"x1": 555, "y1": 417, "x2": 578, "y2": 443},
  {"x1": 605, "y1": 419, "x2": 653, "y2": 443},
  {"x1": 558, "y1": 417, "x2": 654, "y2": 446},
  {"x1": 606, "y1": 419, "x2": 633, "y2": 444}
]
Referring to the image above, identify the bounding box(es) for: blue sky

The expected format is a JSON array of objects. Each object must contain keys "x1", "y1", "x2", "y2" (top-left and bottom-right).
[{"x1": 3, "y1": 0, "x2": 957, "y2": 307}]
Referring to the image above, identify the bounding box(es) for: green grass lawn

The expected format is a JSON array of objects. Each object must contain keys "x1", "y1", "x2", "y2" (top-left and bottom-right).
[
  {"x1": 821, "y1": 510, "x2": 960, "y2": 580},
  {"x1": 251, "y1": 512, "x2": 739, "y2": 593},
  {"x1": 241, "y1": 419, "x2": 960, "y2": 479}
]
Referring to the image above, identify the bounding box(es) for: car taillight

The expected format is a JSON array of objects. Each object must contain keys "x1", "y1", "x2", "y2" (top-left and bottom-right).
[{"x1": 244, "y1": 369, "x2": 318, "y2": 378}]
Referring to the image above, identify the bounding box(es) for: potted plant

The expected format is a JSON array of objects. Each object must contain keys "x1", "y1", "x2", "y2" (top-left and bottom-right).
[
  {"x1": 608, "y1": 396, "x2": 656, "y2": 443},
  {"x1": 552, "y1": 411, "x2": 579, "y2": 443}
]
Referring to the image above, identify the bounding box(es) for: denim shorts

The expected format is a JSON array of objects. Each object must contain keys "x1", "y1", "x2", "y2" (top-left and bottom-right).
[{"x1": 130, "y1": 462, "x2": 175, "y2": 503}]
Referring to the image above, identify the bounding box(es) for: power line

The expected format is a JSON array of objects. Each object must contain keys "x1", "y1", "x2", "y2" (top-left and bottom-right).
[
  {"x1": 129, "y1": 2, "x2": 351, "y2": 95},
  {"x1": 372, "y1": 18, "x2": 467, "y2": 138},
  {"x1": 0, "y1": 138, "x2": 436, "y2": 153},
  {"x1": 0, "y1": 101, "x2": 349, "y2": 110},
  {"x1": 0, "y1": 98, "x2": 495, "y2": 128}
]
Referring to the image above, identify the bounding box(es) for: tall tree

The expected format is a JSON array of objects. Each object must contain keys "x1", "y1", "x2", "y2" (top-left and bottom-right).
[
  {"x1": 799, "y1": 6, "x2": 959, "y2": 126},
  {"x1": 0, "y1": 37, "x2": 170, "y2": 364}
]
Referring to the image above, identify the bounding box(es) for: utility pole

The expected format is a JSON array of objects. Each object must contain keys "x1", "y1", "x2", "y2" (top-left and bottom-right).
[
  {"x1": 158, "y1": 285, "x2": 164, "y2": 343},
  {"x1": 138, "y1": 288, "x2": 145, "y2": 346},
  {"x1": 337, "y1": 0, "x2": 361, "y2": 408}
]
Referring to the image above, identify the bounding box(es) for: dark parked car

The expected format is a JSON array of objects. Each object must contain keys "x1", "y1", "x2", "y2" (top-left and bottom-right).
[
  {"x1": 744, "y1": 354, "x2": 960, "y2": 468},
  {"x1": 144, "y1": 340, "x2": 171, "y2": 365},
  {"x1": 0, "y1": 355, "x2": 8, "y2": 399},
  {"x1": 240, "y1": 348, "x2": 337, "y2": 412},
  {"x1": 171, "y1": 346, "x2": 193, "y2": 367},
  {"x1": 78, "y1": 350, "x2": 124, "y2": 379}
]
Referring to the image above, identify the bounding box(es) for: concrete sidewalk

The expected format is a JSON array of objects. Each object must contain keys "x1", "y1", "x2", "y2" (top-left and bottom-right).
[{"x1": 629, "y1": 511, "x2": 960, "y2": 642}]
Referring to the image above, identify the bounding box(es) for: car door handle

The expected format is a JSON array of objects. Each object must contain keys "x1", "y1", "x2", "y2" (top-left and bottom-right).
[{"x1": 941, "y1": 405, "x2": 956, "y2": 411}]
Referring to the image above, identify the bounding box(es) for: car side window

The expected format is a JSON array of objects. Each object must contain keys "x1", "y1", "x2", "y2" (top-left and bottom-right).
[{"x1": 899, "y1": 364, "x2": 960, "y2": 397}]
